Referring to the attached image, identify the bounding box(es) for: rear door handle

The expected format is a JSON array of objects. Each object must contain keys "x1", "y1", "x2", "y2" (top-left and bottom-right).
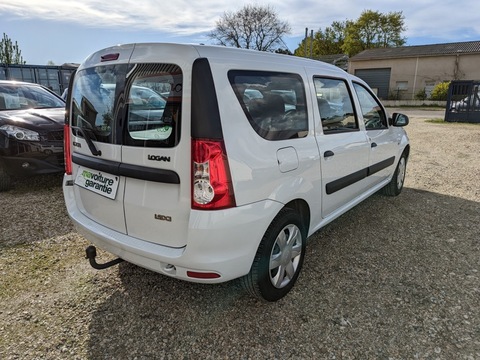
[{"x1": 324, "y1": 150, "x2": 335, "y2": 158}]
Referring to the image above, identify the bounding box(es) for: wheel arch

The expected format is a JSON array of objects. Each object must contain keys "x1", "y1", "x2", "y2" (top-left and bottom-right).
[
  {"x1": 284, "y1": 198, "x2": 310, "y2": 235},
  {"x1": 403, "y1": 144, "x2": 410, "y2": 161}
]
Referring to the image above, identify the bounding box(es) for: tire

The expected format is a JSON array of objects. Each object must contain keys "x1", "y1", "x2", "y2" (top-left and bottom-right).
[
  {"x1": 381, "y1": 153, "x2": 407, "y2": 196},
  {"x1": 240, "y1": 208, "x2": 306, "y2": 302},
  {"x1": 0, "y1": 165, "x2": 12, "y2": 192}
]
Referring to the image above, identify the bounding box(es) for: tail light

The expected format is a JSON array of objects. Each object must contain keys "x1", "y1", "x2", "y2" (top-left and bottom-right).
[
  {"x1": 192, "y1": 139, "x2": 236, "y2": 210},
  {"x1": 64, "y1": 124, "x2": 72, "y2": 175}
]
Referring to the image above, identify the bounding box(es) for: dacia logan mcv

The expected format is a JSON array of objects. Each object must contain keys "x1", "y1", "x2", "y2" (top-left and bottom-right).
[{"x1": 63, "y1": 43, "x2": 409, "y2": 301}]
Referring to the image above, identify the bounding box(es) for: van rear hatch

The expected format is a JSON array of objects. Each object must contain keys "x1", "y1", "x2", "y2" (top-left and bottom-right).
[{"x1": 68, "y1": 44, "x2": 194, "y2": 248}]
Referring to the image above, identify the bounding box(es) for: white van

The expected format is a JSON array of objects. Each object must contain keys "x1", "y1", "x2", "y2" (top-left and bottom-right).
[{"x1": 63, "y1": 43, "x2": 409, "y2": 301}]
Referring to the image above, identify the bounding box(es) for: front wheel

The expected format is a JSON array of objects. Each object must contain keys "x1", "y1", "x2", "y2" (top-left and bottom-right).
[
  {"x1": 381, "y1": 153, "x2": 407, "y2": 196},
  {"x1": 0, "y1": 165, "x2": 12, "y2": 192},
  {"x1": 240, "y1": 208, "x2": 306, "y2": 302}
]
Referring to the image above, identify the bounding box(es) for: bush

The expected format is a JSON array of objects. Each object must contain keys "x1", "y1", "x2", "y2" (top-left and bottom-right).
[
  {"x1": 415, "y1": 88, "x2": 427, "y2": 101},
  {"x1": 388, "y1": 90, "x2": 402, "y2": 100},
  {"x1": 430, "y1": 81, "x2": 450, "y2": 101}
]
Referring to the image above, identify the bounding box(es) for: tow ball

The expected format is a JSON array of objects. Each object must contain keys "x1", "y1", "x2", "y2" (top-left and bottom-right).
[{"x1": 85, "y1": 245, "x2": 124, "y2": 270}]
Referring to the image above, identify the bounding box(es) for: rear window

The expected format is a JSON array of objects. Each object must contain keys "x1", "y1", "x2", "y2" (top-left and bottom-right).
[
  {"x1": 228, "y1": 71, "x2": 308, "y2": 140},
  {"x1": 71, "y1": 65, "x2": 125, "y2": 143},
  {"x1": 125, "y1": 63, "x2": 182, "y2": 148},
  {"x1": 71, "y1": 63, "x2": 182, "y2": 147}
]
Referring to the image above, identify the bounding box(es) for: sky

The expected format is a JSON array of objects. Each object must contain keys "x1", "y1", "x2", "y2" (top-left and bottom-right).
[{"x1": 1, "y1": 0, "x2": 480, "y2": 65}]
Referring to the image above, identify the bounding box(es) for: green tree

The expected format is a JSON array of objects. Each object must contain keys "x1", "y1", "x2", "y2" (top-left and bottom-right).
[
  {"x1": 295, "y1": 21, "x2": 351, "y2": 57},
  {"x1": 208, "y1": 4, "x2": 291, "y2": 52},
  {"x1": 294, "y1": 10, "x2": 406, "y2": 57},
  {"x1": 0, "y1": 33, "x2": 25, "y2": 64},
  {"x1": 275, "y1": 48, "x2": 293, "y2": 55},
  {"x1": 342, "y1": 10, "x2": 406, "y2": 56}
]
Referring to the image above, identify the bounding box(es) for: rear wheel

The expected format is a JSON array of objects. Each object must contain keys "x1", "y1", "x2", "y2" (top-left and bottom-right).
[
  {"x1": 240, "y1": 208, "x2": 306, "y2": 302},
  {"x1": 381, "y1": 153, "x2": 407, "y2": 196}
]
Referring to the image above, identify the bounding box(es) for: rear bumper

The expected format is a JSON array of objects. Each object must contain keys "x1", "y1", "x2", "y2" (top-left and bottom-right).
[{"x1": 63, "y1": 175, "x2": 282, "y2": 283}]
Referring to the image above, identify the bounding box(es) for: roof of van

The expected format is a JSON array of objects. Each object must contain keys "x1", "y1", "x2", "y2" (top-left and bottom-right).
[
  {"x1": 192, "y1": 43, "x2": 345, "y2": 70},
  {"x1": 81, "y1": 42, "x2": 347, "y2": 76}
]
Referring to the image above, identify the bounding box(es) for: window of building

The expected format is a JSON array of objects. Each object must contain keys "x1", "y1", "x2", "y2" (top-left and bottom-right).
[{"x1": 396, "y1": 81, "x2": 408, "y2": 90}]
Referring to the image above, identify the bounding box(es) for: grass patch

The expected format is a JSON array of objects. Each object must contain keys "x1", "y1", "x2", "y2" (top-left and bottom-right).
[
  {"x1": 0, "y1": 235, "x2": 87, "y2": 299},
  {"x1": 425, "y1": 118, "x2": 446, "y2": 124},
  {"x1": 425, "y1": 118, "x2": 480, "y2": 125},
  {"x1": 385, "y1": 105, "x2": 445, "y2": 110}
]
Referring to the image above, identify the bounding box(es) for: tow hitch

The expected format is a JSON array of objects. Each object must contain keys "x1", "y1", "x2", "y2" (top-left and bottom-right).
[{"x1": 85, "y1": 245, "x2": 124, "y2": 270}]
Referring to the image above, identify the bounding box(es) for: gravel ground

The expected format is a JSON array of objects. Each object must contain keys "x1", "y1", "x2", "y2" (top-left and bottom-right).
[{"x1": 0, "y1": 109, "x2": 479, "y2": 359}]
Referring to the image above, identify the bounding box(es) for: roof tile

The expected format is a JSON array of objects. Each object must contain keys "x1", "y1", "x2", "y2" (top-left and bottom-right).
[{"x1": 350, "y1": 40, "x2": 480, "y2": 61}]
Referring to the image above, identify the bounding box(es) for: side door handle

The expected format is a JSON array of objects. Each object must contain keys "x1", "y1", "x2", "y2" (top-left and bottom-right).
[
  {"x1": 371, "y1": 142, "x2": 377, "y2": 148},
  {"x1": 324, "y1": 150, "x2": 335, "y2": 158}
]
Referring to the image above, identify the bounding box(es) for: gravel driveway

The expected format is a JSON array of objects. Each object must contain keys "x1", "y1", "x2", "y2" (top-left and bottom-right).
[{"x1": 1, "y1": 108, "x2": 479, "y2": 359}]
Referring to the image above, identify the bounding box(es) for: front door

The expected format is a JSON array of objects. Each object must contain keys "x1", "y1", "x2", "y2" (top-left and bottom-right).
[{"x1": 353, "y1": 82, "x2": 399, "y2": 186}]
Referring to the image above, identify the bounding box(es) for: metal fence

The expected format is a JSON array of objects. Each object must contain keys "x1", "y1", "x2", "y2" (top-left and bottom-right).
[
  {"x1": 445, "y1": 80, "x2": 480, "y2": 123},
  {"x1": 0, "y1": 63, "x2": 78, "y2": 96}
]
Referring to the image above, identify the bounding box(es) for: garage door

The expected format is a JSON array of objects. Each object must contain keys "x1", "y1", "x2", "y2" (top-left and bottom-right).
[{"x1": 354, "y1": 68, "x2": 391, "y2": 100}]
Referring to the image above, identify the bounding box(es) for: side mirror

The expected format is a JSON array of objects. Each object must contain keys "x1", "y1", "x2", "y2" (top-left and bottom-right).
[{"x1": 390, "y1": 113, "x2": 409, "y2": 127}]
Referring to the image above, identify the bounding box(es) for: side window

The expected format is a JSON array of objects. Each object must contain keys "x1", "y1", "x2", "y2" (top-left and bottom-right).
[
  {"x1": 353, "y1": 82, "x2": 387, "y2": 130},
  {"x1": 313, "y1": 77, "x2": 358, "y2": 133},
  {"x1": 228, "y1": 70, "x2": 308, "y2": 141},
  {"x1": 125, "y1": 63, "x2": 182, "y2": 148}
]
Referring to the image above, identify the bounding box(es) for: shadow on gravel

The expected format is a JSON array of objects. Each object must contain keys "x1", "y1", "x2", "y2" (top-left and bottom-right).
[{"x1": 86, "y1": 188, "x2": 480, "y2": 359}]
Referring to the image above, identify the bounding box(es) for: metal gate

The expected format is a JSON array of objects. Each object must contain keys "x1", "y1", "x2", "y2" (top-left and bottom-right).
[
  {"x1": 445, "y1": 80, "x2": 480, "y2": 123},
  {"x1": 0, "y1": 63, "x2": 77, "y2": 96}
]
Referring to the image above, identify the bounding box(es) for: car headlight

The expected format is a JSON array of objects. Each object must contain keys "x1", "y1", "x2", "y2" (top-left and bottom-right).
[{"x1": 0, "y1": 125, "x2": 40, "y2": 141}]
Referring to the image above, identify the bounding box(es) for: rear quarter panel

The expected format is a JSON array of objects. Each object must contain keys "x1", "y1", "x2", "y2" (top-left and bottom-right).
[{"x1": 206, "y1": 56, "x2": 323, "y2": 231}]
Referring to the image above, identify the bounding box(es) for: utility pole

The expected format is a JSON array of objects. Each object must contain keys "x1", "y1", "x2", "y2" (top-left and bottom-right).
[
  {"x1": 304, "y1": 28, "x2": 308, "y2": 57},
  {"x1": 310, "y1": 30, "x2": 314, "y2": 59}
]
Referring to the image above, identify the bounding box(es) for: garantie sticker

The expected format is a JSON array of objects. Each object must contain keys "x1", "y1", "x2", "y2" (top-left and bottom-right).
[{"x1": 75, "y1": 167, "x2": 119, "y2": 199}]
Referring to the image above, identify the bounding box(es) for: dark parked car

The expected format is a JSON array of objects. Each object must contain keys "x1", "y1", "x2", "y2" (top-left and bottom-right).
[{"x1": 0, "y1": 80, "x2": 66, "y2": 191}]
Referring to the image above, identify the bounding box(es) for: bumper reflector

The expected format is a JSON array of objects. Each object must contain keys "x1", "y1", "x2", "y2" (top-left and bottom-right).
[{"x1": 187, "y1": 271, "x2": 221, "y2": 279}]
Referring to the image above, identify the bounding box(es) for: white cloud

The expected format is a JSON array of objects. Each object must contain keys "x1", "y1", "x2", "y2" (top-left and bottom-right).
[
  {"x1": 0, "y1": 0, "x2": 226, "y2": 34},
  {"x1": 1, "y1": 0, "x2": 480, "y2": 41}
]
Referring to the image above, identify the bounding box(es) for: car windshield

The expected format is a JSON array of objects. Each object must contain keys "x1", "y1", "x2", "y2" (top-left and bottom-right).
[
  {"x1": 129, "y1": 85, "x2": 166, "y2": 110},
  {"x1": 0, "y1": 83, "x2": 65, "y2": 111}
]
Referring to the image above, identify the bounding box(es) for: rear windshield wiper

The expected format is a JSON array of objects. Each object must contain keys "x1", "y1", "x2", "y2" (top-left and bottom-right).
[{"x1": 71, "y1": 125, "x2": 102, "y2": 156}]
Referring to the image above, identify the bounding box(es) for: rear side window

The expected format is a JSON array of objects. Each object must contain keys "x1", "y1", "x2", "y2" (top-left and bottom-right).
[
  {"x1": 228, "y1": 71, "x2": 308, "y2": 140},
  {"x1": 125, "y1": 63, "x2": 182, "y2": 147}
]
